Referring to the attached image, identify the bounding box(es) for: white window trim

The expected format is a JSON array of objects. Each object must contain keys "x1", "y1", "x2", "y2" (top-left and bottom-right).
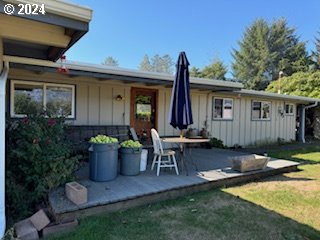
[
  {"x1": 11, "y1": 80, "x2": 76, "y2": 119},
  {"x1": 212, "y1": 97, "x2": 234, "y2": 120},
  {"x1": 285, "y1": 103, "x2": 294, "y2": 116},
  {"x1": 251, "y1": 100, "x2": 271, "y2": 121}
]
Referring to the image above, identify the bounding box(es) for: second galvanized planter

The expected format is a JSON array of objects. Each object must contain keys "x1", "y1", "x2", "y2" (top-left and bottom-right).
[{"x1": 120, "y1": 147, "x2": 142, "y2": 176}]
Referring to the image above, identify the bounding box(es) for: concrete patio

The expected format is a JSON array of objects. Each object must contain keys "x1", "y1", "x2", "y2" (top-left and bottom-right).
[{"x1": 49, "y1": 147, "x2": 299, "y2": 221}]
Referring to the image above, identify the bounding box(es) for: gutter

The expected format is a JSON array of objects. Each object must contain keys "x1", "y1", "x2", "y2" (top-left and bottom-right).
[
  {"x1": 305, "y1": 101, "x2": 318, "y2": 109},
  {"x1": 0, "y1": 61, "x2": 9, "y2": 238}
]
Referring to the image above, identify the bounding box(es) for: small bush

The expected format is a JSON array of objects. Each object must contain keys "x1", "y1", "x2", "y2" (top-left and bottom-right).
[
  {"x1": 6, "y1": 115, "x2": 80, "y2": 224},
  {"x1": 209, "y1": 137, "x2": 226, "y2": 149}
]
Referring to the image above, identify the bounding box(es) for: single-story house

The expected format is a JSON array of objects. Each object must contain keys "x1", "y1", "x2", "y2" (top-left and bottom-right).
[
  {"x1": 0, "y1": 0, "x2": 319, "y2": 236},
  {"x1": 5, "y1": 56, "x2": 320, "y2": 147}
]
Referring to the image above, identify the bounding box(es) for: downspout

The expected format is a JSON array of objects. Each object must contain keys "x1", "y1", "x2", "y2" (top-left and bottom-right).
[
  {"x1": 0, "y1": 61, "x2": 9, "y2": 238},
  {"x1": 298, "y1": 101, "x2": 318, "y2": 143}
]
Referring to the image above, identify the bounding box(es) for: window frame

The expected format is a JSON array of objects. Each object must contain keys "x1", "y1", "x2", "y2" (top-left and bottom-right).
[
  {"x1": 212, "y1": 97, "x2": 234, "y2": 120},
  {"x1": 251, "y1": 100, "x2": 271, "y2": 121},
  {"x1": 10, "y1": 80, "x2": 76, "y2": 119},
  {"x1": 285, "y1": 103, "x2": 294, "y2": 116}
]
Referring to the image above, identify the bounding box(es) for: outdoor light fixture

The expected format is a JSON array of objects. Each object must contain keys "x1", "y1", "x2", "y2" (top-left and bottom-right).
[
  {"x1": 57, "y1": 55, "x2": 69, "y2": 74},
  {"x1": 115, "y1": 94, "x2": 125, "y2": 101}
]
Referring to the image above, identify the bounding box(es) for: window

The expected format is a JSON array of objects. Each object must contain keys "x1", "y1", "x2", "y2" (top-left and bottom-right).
[
  {"x1": 252, "y1": 101, "x2": 271, "y2": 120},
  {"x1": 11, "y1": 80, "x2": 75, "y2": 118},
  {"x1": 213, "y1": 98, "x2": 233, "y2": 120},
  {"x1": 285, "y1": 103, "x2": 294, "y2": 115}
]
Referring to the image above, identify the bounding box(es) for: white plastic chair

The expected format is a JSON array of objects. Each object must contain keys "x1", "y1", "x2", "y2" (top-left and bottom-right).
[{"x1": 151, "y1": 128, "x2": 179, "y2": 176}]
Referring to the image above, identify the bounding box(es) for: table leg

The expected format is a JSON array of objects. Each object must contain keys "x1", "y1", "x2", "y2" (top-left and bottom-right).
[
  {"x1": 179, "y1": 143, "x2": 188, "y2": 176},
  {"x1": 186, "y1": 147, "x2": 198, "y2": 171}
]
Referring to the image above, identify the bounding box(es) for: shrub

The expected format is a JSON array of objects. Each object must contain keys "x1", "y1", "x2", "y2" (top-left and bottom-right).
[
  {"x1": 6, "y1": 115, "x2": 80, "y2": 224},
  {"x1": 209, "y1": 137, "x2": 226, "y2": 149}
]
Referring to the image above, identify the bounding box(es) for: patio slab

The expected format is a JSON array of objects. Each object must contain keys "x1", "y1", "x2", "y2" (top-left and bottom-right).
[{"x1": 49, "y1": 148, "x2": 299, "y2": 221}]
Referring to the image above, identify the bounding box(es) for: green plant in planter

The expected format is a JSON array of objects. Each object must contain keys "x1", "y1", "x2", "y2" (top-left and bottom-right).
[
  {"x1": 120, "y1": 140, "x2": 142, "y2": 148},
  {"x1": 89, "y1": 135, "x2": 118, "y2": 144}
]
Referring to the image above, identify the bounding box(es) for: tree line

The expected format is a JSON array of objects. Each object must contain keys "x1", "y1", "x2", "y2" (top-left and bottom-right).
[{"x1": 102, "y1": 17, "x2": 320, "y2": 92}]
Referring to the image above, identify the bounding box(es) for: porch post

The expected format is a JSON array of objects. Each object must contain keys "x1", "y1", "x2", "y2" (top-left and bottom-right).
[
  {"x1": 298, "y1": 105, "x2": 306, "y2": 143},
  {"x1": 0, "y1": 37, "x2": 8, "y2": 238}
]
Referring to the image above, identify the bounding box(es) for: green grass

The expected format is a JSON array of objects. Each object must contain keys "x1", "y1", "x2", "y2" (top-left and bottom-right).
[
  {"x1": 268, "y1": 146, "x2": 320, "y2": 164},
  {"x1": 47, "y1": 147, "x2": 320, "y2": 240}
]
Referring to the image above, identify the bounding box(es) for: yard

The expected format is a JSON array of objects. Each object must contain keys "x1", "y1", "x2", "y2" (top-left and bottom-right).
[{"x1": 47, "y1": 146, "x2": 320, "y2": 240}]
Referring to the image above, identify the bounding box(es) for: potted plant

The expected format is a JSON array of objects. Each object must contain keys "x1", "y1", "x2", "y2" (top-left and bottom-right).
[
  {"x1": 120, "y1": 140, "x2": 142, "y2": 176},
  {"x1": 88, "y1": 135, "x2": 119, "y2": 181}
]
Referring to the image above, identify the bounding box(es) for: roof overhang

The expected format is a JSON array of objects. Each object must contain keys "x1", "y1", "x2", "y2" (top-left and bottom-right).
[
  {"x1": 0, "y1": 0, "x2": 92, "y2": 61},
  {"x1": 5, "y1": 56, "x2": 244, "y2": 91},
  {"x1": 235, "y1": 89, "x2": 320, "y2": 104}
]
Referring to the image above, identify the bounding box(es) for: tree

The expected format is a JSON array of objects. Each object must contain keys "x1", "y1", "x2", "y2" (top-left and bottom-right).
[
  {"x1": 151, "y1": 54, "x2": 163, "y2": 73},
  {"x1": 232, "y1": 18, "x2": 308, "y2": 90},
  {"x1": 200, "y1": 59, "x2": 228, "y2": 80},
  {"x1": 190, "y1": 67, "x2": 202, "y2": 77},
  {"x1": 102, "y1": 56, "x2": 119, "y2": 67},
  {"x1": 266, "y1": 71, "x2": 320, "y2": 98},
  {"x1": 160, "y1": 54, "x2": 174, "y2": 74},
  {"x1": 232, "y1": 19, "x2": 270, "y2": 90},
  {"x1": 139, "y1": 54, "x2": 152, "y2": 71},
  {"x1": 311, "y1": 32, "x2": 320, "y2": 70},
  {"x1": 139, "y1": 54, "x2": 174, "y2": 74},
  {"x1": 268, "y1": 18, "x2": 308, "y2": 78}
]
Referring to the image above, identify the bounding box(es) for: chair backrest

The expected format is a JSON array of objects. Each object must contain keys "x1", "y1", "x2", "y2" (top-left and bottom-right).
[
  {"x1": 151, "y1": 128, "x2": 164, "y2": 154},
  {"x1": 129, "y1": 127, "x2": 139, "y2": 141}
]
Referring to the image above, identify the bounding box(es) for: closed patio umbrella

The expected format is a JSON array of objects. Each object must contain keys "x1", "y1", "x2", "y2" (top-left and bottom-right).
[{"x1": 168, "y1": 51, "x2": 193, "y2": 136}]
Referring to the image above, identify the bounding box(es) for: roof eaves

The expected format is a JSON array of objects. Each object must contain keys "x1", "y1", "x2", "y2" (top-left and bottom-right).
[{"x1": 237, "y1": 89, "x2": 320, "y2": 103}]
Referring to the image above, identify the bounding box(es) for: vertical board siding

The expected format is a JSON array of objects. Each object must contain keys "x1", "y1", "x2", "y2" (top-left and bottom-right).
[
  {"x1": 88, "y1": 85, "x2": 100, "y2": 125},
  {"x1": 22, "y1": 75, "x2": 295, "y2": 146},
  {"x1": 100, "y1": 85, "x2": 113, "y2": 125},
  {"x1": 74, "y1": 83, "x2": 88, "y2": 125},
  {"x1": 112, "y1": 87, "x2": 125, "y2": 125},
  {"x1": 208, "y1": 96, "x2": 296, "y2": 147}
]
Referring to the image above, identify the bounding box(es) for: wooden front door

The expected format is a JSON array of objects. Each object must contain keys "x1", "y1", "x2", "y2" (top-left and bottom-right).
[{"x1": 130, "y1": 88, "x2": 158, "y2": 144}]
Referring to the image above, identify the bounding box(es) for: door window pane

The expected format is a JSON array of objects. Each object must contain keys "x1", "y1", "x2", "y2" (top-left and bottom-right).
[{"x1": 135, "y1": 95, "x2": 152, "y2": 121}]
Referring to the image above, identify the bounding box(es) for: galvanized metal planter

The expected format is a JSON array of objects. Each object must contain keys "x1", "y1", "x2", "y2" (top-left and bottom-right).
[
  {"x1": 88, "y1": 143, "x2": 118, "y2": 181},
  {"x1": 120, "y1": 147, "x2": 142, "y2": 176}
]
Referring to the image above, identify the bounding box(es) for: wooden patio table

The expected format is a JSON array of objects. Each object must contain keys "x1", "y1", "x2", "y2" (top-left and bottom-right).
[{"x1": 162, "y1": 137, "x2": 209, "y2": 175}]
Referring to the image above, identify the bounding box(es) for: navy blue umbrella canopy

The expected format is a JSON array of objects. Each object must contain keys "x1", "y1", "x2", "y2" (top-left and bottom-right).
[{"x1": 168, "y1": 52, "x2": 193, "y2": 131}]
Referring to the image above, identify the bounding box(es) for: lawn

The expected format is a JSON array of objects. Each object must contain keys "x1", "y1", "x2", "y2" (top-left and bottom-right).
[{"x1": 47, "y1": 147, "x2": 320, "y2": 240}]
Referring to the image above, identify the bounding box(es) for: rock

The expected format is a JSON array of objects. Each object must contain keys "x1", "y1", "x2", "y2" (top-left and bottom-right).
[
  {"x1": 42, "y1": 219, "x2": 78, "y2": 238},
  {"x1": 65, "y1": 182, "x2": 88, "y2": 205},
  {"x1": 14, "y1": 218, "x2": 39, "y2": 240},
  {"x1": 30, "y1": 209, "x2": 50, "y2": 231}
]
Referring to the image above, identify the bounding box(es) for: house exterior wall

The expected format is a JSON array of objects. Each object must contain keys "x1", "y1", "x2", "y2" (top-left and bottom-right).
[{"x1": 8, "y1": 69, "x2": 297, "y2": 147}]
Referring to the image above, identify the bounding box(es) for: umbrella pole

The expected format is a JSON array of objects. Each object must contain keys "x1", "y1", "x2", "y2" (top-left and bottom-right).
[{"x1": 180, "y1": 130, "x2": 183, "y2": 138}]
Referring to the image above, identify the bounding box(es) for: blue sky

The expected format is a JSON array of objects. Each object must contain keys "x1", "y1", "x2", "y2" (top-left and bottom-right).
[{"x1": 67, "y1": 0, "x2": 320, "y2": 77}]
